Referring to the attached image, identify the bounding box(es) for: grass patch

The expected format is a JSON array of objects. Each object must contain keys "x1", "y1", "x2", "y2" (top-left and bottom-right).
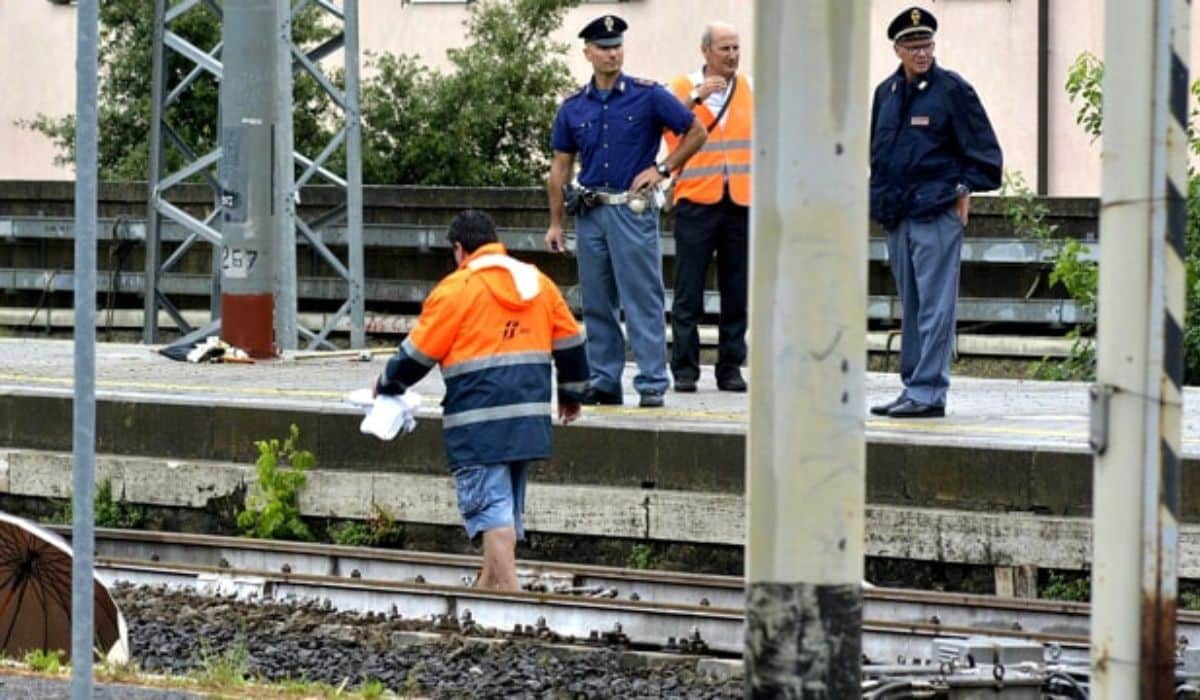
[
  {"x1": 7, "y1": 652, "x2": 402, "y2": 698},
  {"x1": 192, "y1": 639, "x2": 251, "y2": 688},
  {"x1": 24, "y1": 649, "x2": 64, "y2": 674}
]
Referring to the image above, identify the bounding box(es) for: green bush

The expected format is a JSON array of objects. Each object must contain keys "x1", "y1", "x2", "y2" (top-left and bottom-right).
[
  {"x1": 1000, "y1": 171, "x2": 1096, "y2": 381},
  {"x1": 236, "y1": 424, "x2": 315, "y2": 542},
  {"x1": 1024, "y1": 53, "x2": 1200, "y2": 384},
  {"x1": 360, "y1": 0, "x2": 581, "y2": 186}
]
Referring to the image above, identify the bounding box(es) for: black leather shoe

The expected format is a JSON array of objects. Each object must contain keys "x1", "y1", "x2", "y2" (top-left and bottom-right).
[
  {"x1": 870, "y1": 395, "x2": 906, "y2": 416},
  {"x1": 716, "y1": 369, "x2": 747, "y2": 392},
  {"x1": 582, "y1": 387, "x2": 623, "y2": 406},
  {"x1": 674, "y1": 377, "x2": 697, "y2": 393},
  {"x1": 639, "y1": 391, "x2": 665, "y2": 408},
  {"x1": 887, "y1": 399, "x2": 945, "y2": 418}
]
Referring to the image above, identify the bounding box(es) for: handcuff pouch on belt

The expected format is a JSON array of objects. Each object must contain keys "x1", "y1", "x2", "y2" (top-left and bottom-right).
[{"x1": 563, "y1": 184, "x2": 598, "y2": 216}]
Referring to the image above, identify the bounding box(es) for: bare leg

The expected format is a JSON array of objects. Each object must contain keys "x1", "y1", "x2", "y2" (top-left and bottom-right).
[{"x1": 479, "y1": 527, "x2": 519, "y2": 591}]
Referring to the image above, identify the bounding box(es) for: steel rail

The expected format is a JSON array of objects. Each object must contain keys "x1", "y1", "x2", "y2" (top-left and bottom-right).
[
  {"x1": 64, "y1": 526, "x2": 745, "y2": 608},
  {"x1": 94, "y1": 555, "x2": 1098, "y2": 663},
  {"x1": 66, "y1": 527, "x2": 1200, "y2": 662}
]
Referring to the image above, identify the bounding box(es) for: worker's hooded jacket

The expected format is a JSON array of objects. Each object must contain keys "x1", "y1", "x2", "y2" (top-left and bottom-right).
[{"x1": 376, "y1": 243, "x2": 588, "y2": 468}]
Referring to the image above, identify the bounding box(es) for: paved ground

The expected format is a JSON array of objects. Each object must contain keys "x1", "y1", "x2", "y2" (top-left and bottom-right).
[
  {"x1": 0, "y1": 672, "x2": 202, "y2": 699},
  {"x1": 1, "y1": 337, "x2": 1196, "y2": 457}
]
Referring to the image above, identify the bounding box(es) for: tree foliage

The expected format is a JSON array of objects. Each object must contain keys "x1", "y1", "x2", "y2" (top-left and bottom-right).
[
  {"x1": 20, "y1": 0, "x2": 581, "y2": 186},
  {"x1": 1064, "y1": 52, "x2": 1104, "y2": 143},
  {"x1": 19, "y1": 1, "x2": 338, "y2": 181},
  {"x1": 361, "y1": 0, "x2": 581, "y2": 185}
]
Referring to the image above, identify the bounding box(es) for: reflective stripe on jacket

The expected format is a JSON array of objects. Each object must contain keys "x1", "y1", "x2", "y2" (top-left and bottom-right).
[
  {"x1": 377, "y1": 242, "x2": 588, "y2": 467},
  {"x1": 664, "y1": 72, "x2": 752, "y2": 206}
]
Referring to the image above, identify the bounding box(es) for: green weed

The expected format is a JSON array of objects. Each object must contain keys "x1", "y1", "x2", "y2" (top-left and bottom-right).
[
  {"x1": 1040, "y1": 571, "x2": 1090, "y2": 602},
  {"x1": 626, "y1": 544, "x2": 661, "y2": 571},
  {"x1": 237, "y1": 424, "x2": 315, "y2": 541},
  {"x1": 25, "y1": 648, "x2": 64, "y2": 674},
  {"x1": 41, "y1": 479, "x2": 145, "y2": 529}
]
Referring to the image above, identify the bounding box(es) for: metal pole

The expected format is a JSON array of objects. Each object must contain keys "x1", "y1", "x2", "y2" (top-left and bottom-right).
[
  {"x1": 744, "y1": 2, "x2": 868, "y2": 696},
  {"x1": 219, "y1": 0, "x2": 280, "y2": 357},
  {"x1": 71, "y1": 0, "x2": 98, "y2": 695},
  {"x1": 1090, "y1": 0, "x2": 1188, "y2": 697},
  {"x1": 345, "y1": 0, "x2": 366, "y2": 350},
  {"x1": 274, "y1": 0, "x2": 298, "y2": 350},
  {"x1": 143, "y1": 0, "x2": 167, "y2": 343}
]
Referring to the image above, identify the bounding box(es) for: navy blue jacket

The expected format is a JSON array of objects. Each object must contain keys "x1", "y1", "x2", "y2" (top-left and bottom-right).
[{"x1": 870, "y1": 62, "x2": 1002, "y2": 229}]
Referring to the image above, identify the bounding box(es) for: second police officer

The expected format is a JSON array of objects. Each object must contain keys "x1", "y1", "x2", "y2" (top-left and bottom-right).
[
  {"x1": 545, "y1": 15, "x2": 707, "y2": 408},
  {"x1": 869, "y1": 6, "x2": 1002, "y2": 418}
]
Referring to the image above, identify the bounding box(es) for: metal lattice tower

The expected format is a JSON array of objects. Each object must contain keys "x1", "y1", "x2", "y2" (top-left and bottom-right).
[
  {"x1": 143, "y1": 0, "x2": 225, "y2": 348},
  {"x1": 275, "y1": 0, "x2": 365, "y2": 351},
  {"x1": 143, "y1": 0, "x2": 364, "y2": 351}
]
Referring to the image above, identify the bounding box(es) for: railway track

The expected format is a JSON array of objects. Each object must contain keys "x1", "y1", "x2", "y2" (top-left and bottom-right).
[{"x1": 67, "y1": 527, "x2": 1200, "y2": 665}]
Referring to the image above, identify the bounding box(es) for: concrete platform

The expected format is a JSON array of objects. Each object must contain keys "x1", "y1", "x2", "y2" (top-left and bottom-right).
[{"x1": 2, "y1": 338, "x2": 1200, "y2": 541}]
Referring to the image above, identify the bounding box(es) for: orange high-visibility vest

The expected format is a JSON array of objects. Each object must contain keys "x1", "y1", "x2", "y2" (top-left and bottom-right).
[{"x1": 665, "y1": 72, "x2": 752, "y2": 206}]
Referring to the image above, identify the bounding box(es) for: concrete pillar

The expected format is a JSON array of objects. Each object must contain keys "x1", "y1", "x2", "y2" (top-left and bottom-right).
[
  {"x1": 219, "y1": 0, "x2": 279, "y2": 357},
  {"x1": 744, "y1": 2, "x2": 869, "y2": 696}
]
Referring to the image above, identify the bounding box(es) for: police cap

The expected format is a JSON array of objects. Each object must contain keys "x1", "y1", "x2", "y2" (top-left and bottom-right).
[
  {"x1": 888, "y1": 6, "x2": 937, "y2": 43},
  {"x1": 579, "y1": 14, "x2": 627, "y2": 47}
]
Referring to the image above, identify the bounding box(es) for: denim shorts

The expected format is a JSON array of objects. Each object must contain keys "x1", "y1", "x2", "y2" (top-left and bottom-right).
[{"x1": 453, "y1": 461, "x2": 529, "y2": 543}]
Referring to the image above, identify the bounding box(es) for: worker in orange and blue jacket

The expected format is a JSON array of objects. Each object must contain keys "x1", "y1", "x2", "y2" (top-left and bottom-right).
[{"x1": 375, "y1": 210, "x2": 588, "y2": 590}]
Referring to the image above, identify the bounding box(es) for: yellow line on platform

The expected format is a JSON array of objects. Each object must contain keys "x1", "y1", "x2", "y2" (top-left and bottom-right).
[
  {"x1": 581, "y1": 405, "x2": 746, "y2": 422},
  {"x1": 864, "y1": 419, "x2": 1086, "y2": 441},
  {"x1": 0, "y1": 372, "x2": 345, "y2": 401}
]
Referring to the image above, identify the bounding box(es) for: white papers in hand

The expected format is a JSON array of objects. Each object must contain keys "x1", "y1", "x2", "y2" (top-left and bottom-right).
[{"x1": 348, "y1": 389, "x2": 421, "y2": 440}]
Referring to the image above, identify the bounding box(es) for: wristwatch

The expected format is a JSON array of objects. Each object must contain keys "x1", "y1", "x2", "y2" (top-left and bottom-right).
[
  {"x1": 688, "y1": 88, "x2": 702, "y2": 105},
  {"x1": 954, "y1": 183, "x2": 971, "y2": 198},
  {"x1": 655, "y1": 162, "x2": 672, "y2": 178}
]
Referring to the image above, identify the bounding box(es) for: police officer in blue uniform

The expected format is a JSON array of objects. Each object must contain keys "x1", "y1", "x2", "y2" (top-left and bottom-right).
[
  {"x1": 545, "y1": 15, "x2": 707, "y2": 408},
  {"x1": 869, "y1": 7, "x2": 1002, "y2": 418}
]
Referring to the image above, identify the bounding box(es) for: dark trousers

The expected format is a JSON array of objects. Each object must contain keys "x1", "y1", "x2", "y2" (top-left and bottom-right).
[{"x1": 669, "y1": 193, "x2": 749, "y2": 382}]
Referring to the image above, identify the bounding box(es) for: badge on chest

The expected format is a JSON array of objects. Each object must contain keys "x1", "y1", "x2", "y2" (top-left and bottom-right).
[{"x1": 910, "y1": 115, "x2": 931, "y2": 127}]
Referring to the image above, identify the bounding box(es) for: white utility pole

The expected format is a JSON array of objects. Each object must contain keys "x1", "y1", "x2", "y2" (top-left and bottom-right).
[
  {"x1": 745, "y1": 2, "x2": 869, "y2": 696},
  {"x1": 1090, "y1": 0, "x2": 1189, "y2": 697}
]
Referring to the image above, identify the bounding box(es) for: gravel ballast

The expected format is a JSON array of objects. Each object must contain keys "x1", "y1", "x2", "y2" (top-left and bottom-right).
[{"x1": 115, "y1": 584, "x2": 741, "y2": 698}]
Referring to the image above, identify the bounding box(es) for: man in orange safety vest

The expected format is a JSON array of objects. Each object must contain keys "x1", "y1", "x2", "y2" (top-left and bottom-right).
[
  {"x1": 663, "y1": 21, "x2": 752, "y2": 394},
  {"x1": 375, "y1": 210, "x2": 588, "y2": 590}
]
